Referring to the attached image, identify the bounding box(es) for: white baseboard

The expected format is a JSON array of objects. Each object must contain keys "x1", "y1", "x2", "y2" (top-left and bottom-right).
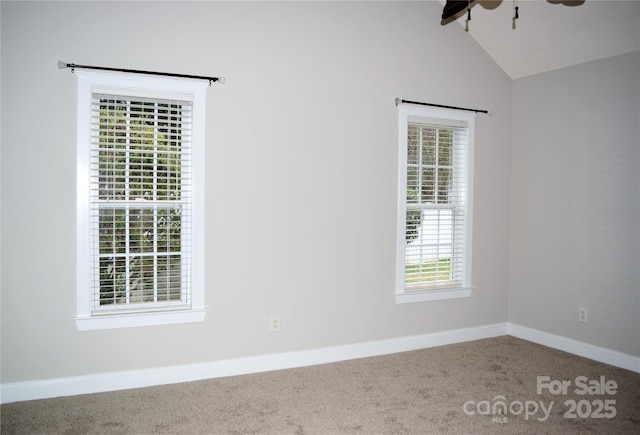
[
  {"x1": 3, "y1": 322, "x2": 638, "y2": 404},
  {"x1": 0, "y1": 322, "x2": 507, "y2": 404},
  {"x1": 508, "y1": 323, "x2": 640, "y2": 374}
]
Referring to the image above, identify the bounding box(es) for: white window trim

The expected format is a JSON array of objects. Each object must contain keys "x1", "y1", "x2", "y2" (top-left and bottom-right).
[
  {"x1": 395, "y1": 104, "x2": 475, "y2": 304},
  {"x1": 75, "y1": 70, "x2": 207, "y2": 330}
]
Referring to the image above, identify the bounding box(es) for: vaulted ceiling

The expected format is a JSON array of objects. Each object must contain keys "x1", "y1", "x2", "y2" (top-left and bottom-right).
[{"x1": 440, "y1": 0, "x2": 640, "y2": 79}]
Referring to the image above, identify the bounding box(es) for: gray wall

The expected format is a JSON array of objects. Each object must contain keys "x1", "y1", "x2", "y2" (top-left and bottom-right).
[
  {"x1": 1, "y1": 1, "x2": 512, "y2": 383},
  {"x1": 509, "y1": 51, "x2": 640, "y2": 357}
]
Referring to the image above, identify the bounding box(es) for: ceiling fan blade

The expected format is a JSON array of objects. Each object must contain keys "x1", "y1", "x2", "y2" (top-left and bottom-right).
[{"x1": 441, "y1": 0, "x2": 477, "y2": 25}]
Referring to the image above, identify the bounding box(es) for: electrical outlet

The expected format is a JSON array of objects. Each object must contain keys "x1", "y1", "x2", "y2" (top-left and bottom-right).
[
  {"x1": 270, "y1": 315, "x2": 281, "y2": 333},
  {"x1": 579, "y1": 307, "x2": 588, "y2": 323}
]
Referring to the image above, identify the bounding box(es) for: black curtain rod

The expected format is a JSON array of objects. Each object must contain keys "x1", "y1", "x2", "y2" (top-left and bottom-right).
[
  {"x1": 58, "y1": 61, "x2": 224, "y2": 86},
  {"x1": 395, "y1": 98, "x2": 489, "y2": 115}
]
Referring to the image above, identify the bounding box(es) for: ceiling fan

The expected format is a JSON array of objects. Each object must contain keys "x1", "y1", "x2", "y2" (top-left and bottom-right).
[{"x1": 440, "y1": 0, "x2": 585, "y2": 30}]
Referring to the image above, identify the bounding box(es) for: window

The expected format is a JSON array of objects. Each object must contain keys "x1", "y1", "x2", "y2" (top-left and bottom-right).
[
  {"x1": 75, "y1": 71, "x2": 207, "y2": 330},
  {"x1": 395, "y1": 104, "x2": 475, "y2": 303}
]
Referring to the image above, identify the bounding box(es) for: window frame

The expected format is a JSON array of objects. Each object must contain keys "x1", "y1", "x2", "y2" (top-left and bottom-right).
[
  {"x1": 395, "y1": 104, "x2": 475, "y2": 303},
  {"x1": 75, "y1": 70, "x2": 207, "y2": 330}
]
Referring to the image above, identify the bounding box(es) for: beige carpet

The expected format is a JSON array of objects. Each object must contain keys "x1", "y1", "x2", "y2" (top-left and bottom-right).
[{"x1": 2, "y1": 336, "x2": 639, "y2": 434}]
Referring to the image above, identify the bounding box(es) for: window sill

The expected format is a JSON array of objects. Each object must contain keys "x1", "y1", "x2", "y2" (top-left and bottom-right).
[
  {"x1": 395, "y1": 287, "x2": 472, "y2": 304},
  {"x1": 75, "y1": 308, "x2": 208, "y2": 331}
]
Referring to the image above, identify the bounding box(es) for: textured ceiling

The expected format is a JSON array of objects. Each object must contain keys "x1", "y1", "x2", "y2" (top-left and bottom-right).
[{"x1": 442, "y1": 0, "x2": 640, "y2": 79}]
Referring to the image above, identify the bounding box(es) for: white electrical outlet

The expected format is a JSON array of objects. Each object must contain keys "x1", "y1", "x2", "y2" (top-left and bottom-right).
[
  {"x1": 579, "y1": 307, "x2": 588, "y2": 323},
  {"x1": 270, "y1": 315, "x2": 281, "y2": 333}
]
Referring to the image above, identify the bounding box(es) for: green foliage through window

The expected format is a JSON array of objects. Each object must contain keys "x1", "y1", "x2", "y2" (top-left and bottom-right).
[{"x1": 94, "y1": 97, "x2": 188, "y2": 306}]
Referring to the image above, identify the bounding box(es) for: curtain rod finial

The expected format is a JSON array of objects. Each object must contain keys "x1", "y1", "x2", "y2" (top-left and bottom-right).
[
  {"x1": 57, "y1": 60, "x2": 69, "y2": 69},
  {"x1": 209, "y1": 77, "x2": 226, "y2": 86}
]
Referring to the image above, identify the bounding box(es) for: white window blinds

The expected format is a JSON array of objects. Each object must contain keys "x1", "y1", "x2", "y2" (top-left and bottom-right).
[
  {"x1": 403, "y1": 117, "x2": 470, "y2": 291},
  {"x1": 90, "y1": 94, "x2": 193, "y2": 312}
]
